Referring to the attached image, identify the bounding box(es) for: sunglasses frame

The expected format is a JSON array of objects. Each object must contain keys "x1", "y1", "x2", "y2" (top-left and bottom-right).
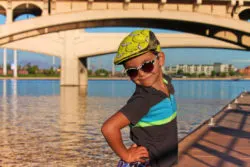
[{"x1": 124, "y1": 52, "x2": 159, "y2": 78}]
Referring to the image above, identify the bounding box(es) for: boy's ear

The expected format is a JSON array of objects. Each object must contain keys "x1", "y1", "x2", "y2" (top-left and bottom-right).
[{"x1": 158, "y1": 52, "x2": 165, "y2": 67}]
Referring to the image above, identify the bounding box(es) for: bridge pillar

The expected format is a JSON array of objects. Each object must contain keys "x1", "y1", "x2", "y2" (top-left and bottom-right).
[
  {"x1": 3, "y1": 48, "x2": 7, "y2": 76},
  {"x1": 60, "y1": 30, "x2": 88, "y2": 87},
  {"x1": 6, "y1": 9, "x2": 13, "y2": 24},
  {"x1": 42, "y1": 3, "x2": 49, "y2": 16},
  {"x1": 79, "y1": 57, "x2": 88, "y2": 87},
  {"x1": 42, "y1": 9, "x2": 49, "y2": 16}
]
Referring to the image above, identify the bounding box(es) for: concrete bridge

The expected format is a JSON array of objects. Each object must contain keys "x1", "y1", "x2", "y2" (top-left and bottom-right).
[{"x1": 1, "y1": 0, "x2": 250, "y2": 86}]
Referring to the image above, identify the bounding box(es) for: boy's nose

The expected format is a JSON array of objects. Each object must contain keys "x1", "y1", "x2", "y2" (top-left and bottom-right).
[{"x1": 138, "y1": 69, "x2": 146, "y2": 77}]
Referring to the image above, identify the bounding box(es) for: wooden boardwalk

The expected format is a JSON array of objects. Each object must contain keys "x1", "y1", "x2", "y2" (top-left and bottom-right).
[{"x1": 175, "y1": 92, "x2": 250, "y2": 167}]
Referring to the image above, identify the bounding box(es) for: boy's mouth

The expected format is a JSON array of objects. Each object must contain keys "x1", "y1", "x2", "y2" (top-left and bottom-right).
[{"x1": 138, "y1": 73, "x2": 153, "y2": 81}]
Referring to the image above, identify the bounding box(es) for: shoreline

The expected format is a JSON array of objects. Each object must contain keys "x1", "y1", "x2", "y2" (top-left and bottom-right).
[
  {"x1": 0, "y1": 77, "x2": 250, "y2": 80},
  {"x1": 0, "y1": 77, "x2": 60, "y2": 80},
  {"x1": 89, "y1": 77, "x2": 250, "y2": 81}
]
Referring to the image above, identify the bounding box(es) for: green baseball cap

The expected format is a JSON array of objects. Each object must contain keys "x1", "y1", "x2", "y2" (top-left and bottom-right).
[{"x1": 114, "y1": 29, "x2": 161, "y2": 65}]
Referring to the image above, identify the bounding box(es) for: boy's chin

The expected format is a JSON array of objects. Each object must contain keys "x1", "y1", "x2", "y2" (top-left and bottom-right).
[
  {"x1": 133, "y1": 73, "x2": 159, "y2": 87},
  {"x1": 135, "y1": 80, "x2": 154, "y2": 87}
]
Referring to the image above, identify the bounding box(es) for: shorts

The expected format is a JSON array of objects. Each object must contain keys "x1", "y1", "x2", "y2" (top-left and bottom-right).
[{"x1": 117, "y1": 160, "x2": 150, "y2": 167}]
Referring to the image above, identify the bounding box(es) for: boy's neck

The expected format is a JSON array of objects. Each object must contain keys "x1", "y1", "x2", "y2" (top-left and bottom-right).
[{"x1": 149, "y1": 73, "x2": 169, "y2": 96}]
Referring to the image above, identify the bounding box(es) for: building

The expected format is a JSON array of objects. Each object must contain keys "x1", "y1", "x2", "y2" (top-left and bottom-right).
[
  {"x1": 239, "y1": 66, "x2": 250, "y2": 76},
  {"x1": 0, "y1": 68, "x2": 28, "y2": 75},
  {"x1": 18, "y1": 69, "x2": 29, "y2": 75},
  {"x1": 213, "y1": 63, "x2": 236, "y2": 73},
  {"x1": 165, "y1": 66, "x2": 177, "y2": 74},
  {"x1": 166, "y1": 63, "x2": 236, "y2": 76},
  {"x1": 0, "y1": 68, "x2": 13, "y2": 75}
]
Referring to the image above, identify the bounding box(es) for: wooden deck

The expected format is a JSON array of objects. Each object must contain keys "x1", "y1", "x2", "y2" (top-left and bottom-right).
[{"x1": 175, "y1": 92, "x2": 250, "y2": 167}]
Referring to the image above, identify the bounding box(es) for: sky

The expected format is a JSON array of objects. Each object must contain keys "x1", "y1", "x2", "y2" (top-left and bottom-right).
[
  {"x1": 0, "y1": 14, "x2": 250, "y2": 71},
  {"x1": 86, "y1": 27, "x2": 250, "y2": 71}
]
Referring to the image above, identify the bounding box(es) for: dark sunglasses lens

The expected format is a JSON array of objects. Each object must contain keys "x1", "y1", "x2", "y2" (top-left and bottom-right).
[
  {"x1": 126, "y1": 69, "x2": 138, "y2": 78},
  {"x1": 141, "y1": 62, "x2": 154, "y2": 73}
]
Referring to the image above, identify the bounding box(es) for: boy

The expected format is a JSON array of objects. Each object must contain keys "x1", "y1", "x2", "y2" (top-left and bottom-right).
[{"x1": 101, "y1": 29, "x2": 178, "y2": 167}]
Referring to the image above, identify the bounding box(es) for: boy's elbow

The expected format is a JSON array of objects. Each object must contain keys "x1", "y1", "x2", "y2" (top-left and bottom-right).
[
  {"x1": 101, "y1": 122, "x2": 113, "y2": 136},
  {"x1": 101, "y1": 124, "x2": 106, "y2": 135}
]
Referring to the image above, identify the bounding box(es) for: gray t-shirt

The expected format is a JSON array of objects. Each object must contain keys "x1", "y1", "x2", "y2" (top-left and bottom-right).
[{"x1": 120, "y1": 75, "x2": 178, "y2": 167}]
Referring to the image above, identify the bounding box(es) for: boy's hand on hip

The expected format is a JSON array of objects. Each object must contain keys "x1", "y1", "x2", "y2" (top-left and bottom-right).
[{"x1": 123, "y1": 144, "x2": 149, "y2": 163}]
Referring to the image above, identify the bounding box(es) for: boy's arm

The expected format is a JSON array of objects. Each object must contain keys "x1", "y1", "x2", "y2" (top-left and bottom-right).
[{"x1": 101, "y1": 111, "x2": 149, "y2": 163}]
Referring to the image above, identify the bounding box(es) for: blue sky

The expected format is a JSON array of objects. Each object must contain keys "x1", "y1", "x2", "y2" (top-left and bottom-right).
[
  {"x1": 0, "y1": 14, "x2": 61, "y2": 69},
  {"x1": 0, "y1": 14, "x2": 250, "y2": 70}
]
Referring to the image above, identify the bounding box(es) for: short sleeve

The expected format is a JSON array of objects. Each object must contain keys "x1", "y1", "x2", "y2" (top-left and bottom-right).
[{"x1": 119, "y1": 95, "x2": 151, "y2": 126}]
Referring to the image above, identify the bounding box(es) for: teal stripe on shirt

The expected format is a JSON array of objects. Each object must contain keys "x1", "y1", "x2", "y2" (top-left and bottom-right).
[{"x1": 135, "y1": 94, "x2": 177, "y2": 128}]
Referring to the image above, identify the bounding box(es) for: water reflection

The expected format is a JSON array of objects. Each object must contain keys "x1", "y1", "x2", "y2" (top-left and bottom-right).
[
  {"x1": 11, "y1": 79, "x2": 17, "y2": 121},
  {"x1": 0, "y1": 80, "x2": 249, "y2": 99},
  {"x1": 58, "y1": 87, "x2": 125, "y2": 166},
  {"x1": 1, "y1": 80, "x2": 8, "y2": 164},
  {"x1": 59, "y1": 87, "x2": 86, "y2": 166},
  {"x1": 173, "y1": 80, "x2": 249, "y2": 100},
  {"x1": 0, "y1": 86, "x2": 124, "y2": 166},
  {"x1": 0, "y1": 80, "x2": 249, "y2": 166}
]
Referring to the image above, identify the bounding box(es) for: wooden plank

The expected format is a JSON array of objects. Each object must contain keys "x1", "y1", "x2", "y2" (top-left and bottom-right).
[{"x1": 175, "y1": 92, "x2": 250, "y2": 167}]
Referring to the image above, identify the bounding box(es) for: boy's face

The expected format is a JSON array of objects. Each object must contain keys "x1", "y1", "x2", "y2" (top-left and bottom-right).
[{"x1": 124, "y1": 51, "x2": 165, "y2": 87}]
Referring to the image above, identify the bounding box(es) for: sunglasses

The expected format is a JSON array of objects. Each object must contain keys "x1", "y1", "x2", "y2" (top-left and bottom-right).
[{"x1": 124, "y1": 54, "x2": 159, "y2": 78}]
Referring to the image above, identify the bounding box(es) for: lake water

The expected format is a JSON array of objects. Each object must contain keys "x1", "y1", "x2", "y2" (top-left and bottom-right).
[{"x1": 0, "y1": 79, "x2": 249, "y2": 166}]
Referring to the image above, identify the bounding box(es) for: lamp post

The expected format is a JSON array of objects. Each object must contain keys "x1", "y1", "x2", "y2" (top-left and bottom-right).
[
  {"x1": 52, "y1": 56, "x2": 56, "y2": 71},
  {"x1": 112, "y1": 57, "x2": 115, "y2": 76},
  {"x1": 13, "y1": 50, "x2": 18, "y2": 78},
  {"x1": 3, "y1": 48, "x2": 7, "y2": 76}
]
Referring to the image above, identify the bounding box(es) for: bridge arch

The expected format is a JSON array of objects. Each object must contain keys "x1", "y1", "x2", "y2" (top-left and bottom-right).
[
  {"x1": 0, "y1": 5, "x2": 6, "y2": 17},
  {"x1": 13, "y1": 3, "x2": 42, "y2": 21},
  {"x1": 0, "y1": 10, "x2": 250, "y2": 49},
  {"x1": 213, "y1": 30, "x2": 238, "y2": 43},
  {"x1": 239, "y1": 8, "x2": 250, "y2": 20}
]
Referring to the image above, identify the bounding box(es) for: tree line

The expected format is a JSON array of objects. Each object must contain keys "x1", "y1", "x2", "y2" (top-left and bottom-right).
[
  {"x1": 0, "y1": 63, "x2": 59, "y2": 77},
  {"x1": 175, "y1": 69, "x2": 241, "y2": 78},
  {"x1": 88, "y1": 68, "x2": 243, "y2": 78}
]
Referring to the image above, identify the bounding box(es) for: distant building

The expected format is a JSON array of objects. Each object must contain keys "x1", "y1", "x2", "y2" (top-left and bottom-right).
[
  {"x1": 0, "y1": 68, "x2": 28, "y2": 75},
  {"x1": 166, "y1": 66, "x2": 177, "y2": 74},
  {"x1": 7, "y1": 70, "x2": 13, "y2": 75},
  {"x1": 213, "y1": 63, "x2": 236, "y2": 73},
  {"x1": 0, "y1": 68, "x2": 13, "y2": 75},
  {"x1": 18, "y1": 70, "x2": 29, "y2": 75},
  {"x1": 166, "y1": 63, "x2": 236, "y2": 76},
  {"x1": 239, "y1": 66, "x2": 250, "y2": 76}
]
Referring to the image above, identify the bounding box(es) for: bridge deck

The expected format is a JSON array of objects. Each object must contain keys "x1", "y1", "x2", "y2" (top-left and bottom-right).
[{"x1": 175, "y1": 92, "x2": 250, "y2": 167}]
